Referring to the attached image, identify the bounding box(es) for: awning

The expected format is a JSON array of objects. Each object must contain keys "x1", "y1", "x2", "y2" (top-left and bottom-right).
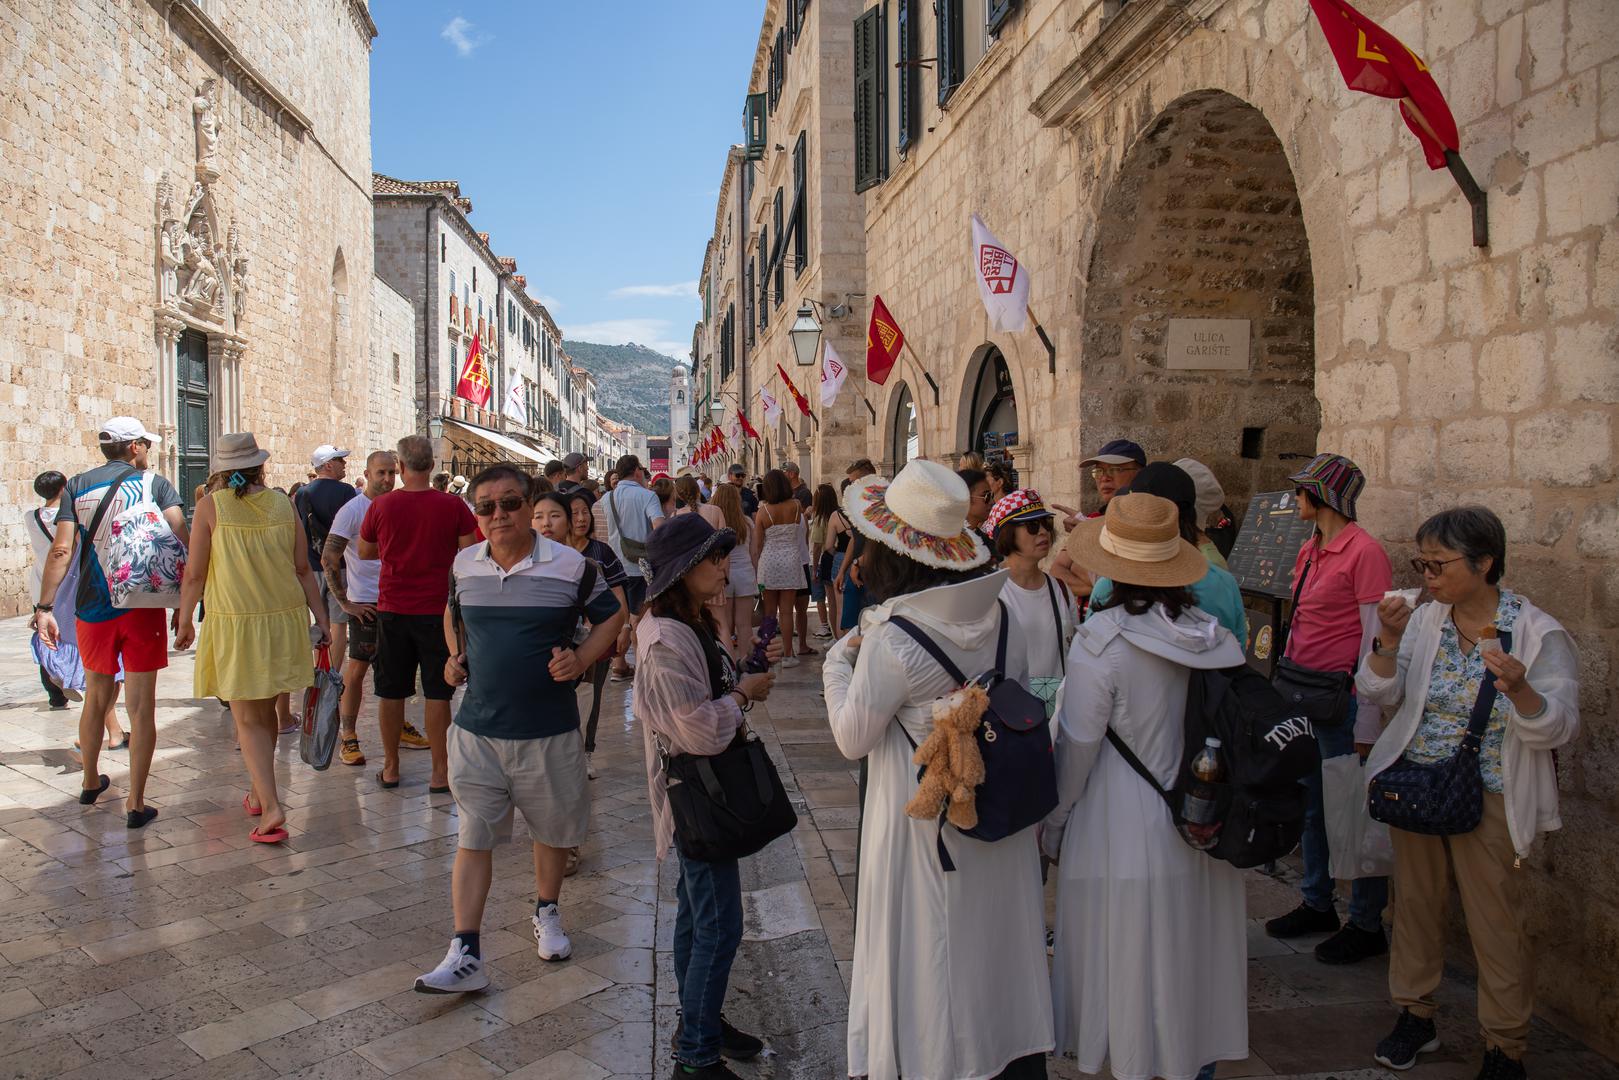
[{"x1": 442, "y1": 418, "x2": 547, "y2": 465}]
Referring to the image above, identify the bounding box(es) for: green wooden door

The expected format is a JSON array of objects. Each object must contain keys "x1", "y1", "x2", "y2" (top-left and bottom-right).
[{"x1": 177, "y1": 329, "x2": 211, "y2": 513}]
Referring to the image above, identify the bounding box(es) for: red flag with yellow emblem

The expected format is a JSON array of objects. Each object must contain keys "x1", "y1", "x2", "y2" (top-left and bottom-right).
[
  {"x1": 1308, "y1": 0, "x2": 1458, "y2": 169},
  {"x1": 866, "y1": 295, "x2": 905, "y2": 387},
  {"x1": 455, "y1": 331, "x2": 492, "y2": 407}
]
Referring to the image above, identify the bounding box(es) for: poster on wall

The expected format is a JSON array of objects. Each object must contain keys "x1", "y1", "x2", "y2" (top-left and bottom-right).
[{"x1": 1227, "y1": 490, "x2": 1318, "y2": 598}]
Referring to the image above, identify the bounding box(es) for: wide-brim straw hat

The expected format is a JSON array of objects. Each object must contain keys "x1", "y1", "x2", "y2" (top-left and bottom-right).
[
  {"x1": 844, "y1": 458, "x2": 989, "y2": 571},
  {"x1": 640, "y1": 514, "x2": 737, "y2": 603},
  {"x1": 211, "y1": 432, "x2": 270, "y2": 473},
  {"x1": 1064, "y1": 491, "x2": 1208, "y2": 588}
]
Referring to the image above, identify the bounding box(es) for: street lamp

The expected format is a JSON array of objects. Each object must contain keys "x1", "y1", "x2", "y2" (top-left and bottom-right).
[
  {"x1": 711, "y1": 397, "x2": 726, "y2": 422},
  {"x1": 789, "y1": 303, "x2": 821, "y2": 367}
]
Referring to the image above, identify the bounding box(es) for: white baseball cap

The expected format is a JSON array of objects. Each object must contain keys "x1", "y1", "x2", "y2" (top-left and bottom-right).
[
  {"x1": 98, "y1": 417, "x2": 161, "y2": 446},
  {"x1": 310, "y1": 444, "x2": 350, "y2": 468}
]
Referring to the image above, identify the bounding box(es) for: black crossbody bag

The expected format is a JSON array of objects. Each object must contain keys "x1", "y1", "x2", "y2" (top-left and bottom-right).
[
  {"x1": 1368, "y1": 628, "x2": 1512, "y2": 836},
  {"x1": 658, "y1": 623, "x2": 797, "y2": 863},
  {"x1": 1271, "y1": 556, "x2": 1356, "y2": 729}
]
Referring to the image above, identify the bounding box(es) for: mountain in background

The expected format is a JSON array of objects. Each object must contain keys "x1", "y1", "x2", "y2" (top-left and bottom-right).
[{"x1": 563, "y1": 340, "x2": 676, "y2": 436}]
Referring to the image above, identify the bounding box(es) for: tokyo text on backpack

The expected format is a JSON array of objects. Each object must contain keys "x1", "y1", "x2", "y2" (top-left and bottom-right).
[{"x1": 1108, "y1": 664, "x2": 1320, "y2": 867}]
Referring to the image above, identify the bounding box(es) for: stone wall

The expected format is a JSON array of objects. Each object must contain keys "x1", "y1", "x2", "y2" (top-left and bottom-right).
[
  {"x1": 854, "y1": 0, "x2": 1619, "y2": 1048},
  {"x1": 0, "y1": 0, "x2": 376, "y2": 610},
  {"x1": 371, "y1": 203, "x2": 431, "y2": 430},
  {"x1": 364, "y1": 275, "x2": 416, "y2": 454}
]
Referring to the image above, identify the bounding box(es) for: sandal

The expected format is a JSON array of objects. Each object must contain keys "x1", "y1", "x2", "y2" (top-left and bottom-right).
[
  {"x1": 107, "y1": 737, "x2": 129, "y2": 751},
  {"x1": 78, "y1": 774, "x2": 110, "y2": 805},
  {"x1": 242, "y1": 794, "x2": 262, "y2": 817},
  {"x1": 249, "y1": 825, "x2": 288, "y2": 844},
  {"x1": 376, "y1": 771, "x2": 399, "y2": 789}
]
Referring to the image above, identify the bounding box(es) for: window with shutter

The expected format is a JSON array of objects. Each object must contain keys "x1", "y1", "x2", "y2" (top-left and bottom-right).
[
  {"x1": 853, "y1": 5, "x2": 885, "y2": 192},
  {"x1": 986, "y1": 0, "x2": 1018, "y2": 33},
  {"x1": 772, "y1": 190, "x2": 785, "y2": 305},
  {"x1": 768, "y1": 42, "x2": 779, "y2": 113},
  {"x1": 745, "y1": 257, "x2": 756, "y2": 345},
  {"x1": 774, "y1": 29, "x2": 786, "y2": 107},
  {"x1": 937, "y1": 0, "x2": 963, "y2": 104},
  {"x1": 743, "y1": 92, "x2": 767, "y2": 160},
  {"x1": 792, "y1": 132, "x2": 809, "y2": 275},
  {"x1": 897, "y1": 0, "x2": 918, "y2": 149},
  {"x1": 758, "y1": 235, "x2": 769, "y2": 329}
]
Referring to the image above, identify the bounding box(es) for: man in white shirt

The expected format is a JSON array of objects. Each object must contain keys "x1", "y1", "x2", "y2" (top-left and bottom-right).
[
  {"x1": 321, "y1": 450, "x2": 408, "y2": 767},
  {"x1": 602, "y1": 454, "x2": 664, "y2": 678}
]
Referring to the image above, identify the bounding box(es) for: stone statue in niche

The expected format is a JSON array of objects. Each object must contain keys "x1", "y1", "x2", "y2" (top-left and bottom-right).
[
  {"x1": 182, "y1": 238, "x2": 220, "y2": 310},
  {"x1": 193, "y1": 78, "x2": 220, "y2": 180},
  {"x1": 155, "y1": 172, "x2": 182, "y2": 309},
  {"x1": 228, "y1": 221, "x2": 248, "y2": 322}
]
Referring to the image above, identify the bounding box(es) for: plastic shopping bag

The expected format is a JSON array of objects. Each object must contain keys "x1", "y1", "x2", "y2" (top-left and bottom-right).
[
  {"x1": 1323, "y1": 753, "x2": 1395, "y2": 880},
  {"x1": 299, "y1": 644, "x2": 344, "y2": 771}
]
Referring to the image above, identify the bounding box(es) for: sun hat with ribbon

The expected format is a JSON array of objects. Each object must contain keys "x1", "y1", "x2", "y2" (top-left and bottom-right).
[
  {"x1": 210, "y1": 432, "x2": 270, "y2": 473},
  {"x1": 844, "y1": 458, "x2": 989, "y2": 570},
  {"x1": 639, "y1": 513, "x2": 737, "y2": 603},
  {"x1": 1287, "y1": 452, "x2": 1365, "y2": 520},
  {"x1": 1064, "y1": 492, "x2": 1208, "y2": 588},
  {"x1": 983, "y1": 488, "x2": 1053, "y2": 537}
]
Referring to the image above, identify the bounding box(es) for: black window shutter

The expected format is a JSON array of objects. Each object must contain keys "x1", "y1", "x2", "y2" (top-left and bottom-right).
[
  {"x1": 897, "y1": 0, "x2": 918, "y2": 149},
  {"x1": 853, "y1": 5, "x2": 885, "y2": 192},
  {"x1": 758, "y1": 236, "x2": 768, "y2": 330},
  {"x1": 937, "y1": 0, "x2": 963, "y2": 105},
  {"x1": 986, "y1": 0, "x2": 1018, "y2": 34},
  {"x1": 772, "y1": 190, "x2": 785, "y2": 304},
  {"x1": 793, "y1": 132, "x2": 809, "y2": 274}
]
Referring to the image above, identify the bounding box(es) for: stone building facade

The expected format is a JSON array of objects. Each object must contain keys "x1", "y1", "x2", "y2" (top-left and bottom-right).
[
  {"x1": 833, "y1": 0, "x2": 1616, "y2": 1048},
  {"x1": 0, "y1": 0, "x2": 386, "y2": 612}
]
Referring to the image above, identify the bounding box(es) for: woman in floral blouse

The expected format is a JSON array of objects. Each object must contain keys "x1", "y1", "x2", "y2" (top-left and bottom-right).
[{"x1": 1356, "y1": 506, "x2": 1579, "y2": 1080}]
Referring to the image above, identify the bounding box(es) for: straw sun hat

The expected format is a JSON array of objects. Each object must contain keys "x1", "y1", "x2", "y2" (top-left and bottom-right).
[
  {"x1": 1064, "y1": 492, "x2": 1208, "y2": 588},
  {"x1": 210, "y1": 432, "x2": 270, "y2": 473},
  {"x1": 844, "y1": 458, "x2": 989, "y2": 571}
]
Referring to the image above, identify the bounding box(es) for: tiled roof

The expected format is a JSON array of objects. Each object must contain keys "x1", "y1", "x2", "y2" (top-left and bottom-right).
[
  {"x1": 499, "y1": 257, "x2": 518, "y2": 273},
  {"x1": 372, "y1": 174, "x2": 473, "y2": 214}
]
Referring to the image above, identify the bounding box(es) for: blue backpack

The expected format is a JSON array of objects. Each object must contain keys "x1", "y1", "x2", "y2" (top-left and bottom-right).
[{"x1": 888, "y1": 601, "x2": 1059, "y2": 871}]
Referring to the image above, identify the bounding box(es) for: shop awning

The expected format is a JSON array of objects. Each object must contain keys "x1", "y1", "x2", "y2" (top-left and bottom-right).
[{"x1": 442, "y1": 418, "x2": 547, "y2": 465}]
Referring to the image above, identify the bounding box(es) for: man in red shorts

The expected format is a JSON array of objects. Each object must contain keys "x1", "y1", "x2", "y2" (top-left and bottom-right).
[{"x1": 35, "y1": 417, "x2": 188, "y2": 828}]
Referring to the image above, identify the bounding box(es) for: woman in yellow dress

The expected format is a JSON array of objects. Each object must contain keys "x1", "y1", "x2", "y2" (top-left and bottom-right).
[{"x1": 176, "y1": 433, "x2": 330, "y2": 843}]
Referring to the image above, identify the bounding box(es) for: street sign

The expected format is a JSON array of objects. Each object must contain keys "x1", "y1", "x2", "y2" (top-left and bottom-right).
[{"x1": 1165, "y1": 318, "x2": 1249, "y2": 371}]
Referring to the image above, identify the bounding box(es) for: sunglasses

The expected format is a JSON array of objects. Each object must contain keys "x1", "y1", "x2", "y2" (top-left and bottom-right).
[
  {"x1": 1410, "y1": 555, "x2": 1467, "y2": 577},
  {"x1": 473, "y1": 495, "x2": 528, "y2": 516},
  {"x1": 1021, "y1": 518, "x2": 1053, "y2": 535}
]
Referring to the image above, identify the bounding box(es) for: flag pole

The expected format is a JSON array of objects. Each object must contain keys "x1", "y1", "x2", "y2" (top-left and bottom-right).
[
  {"x1": 1026, "y1": 305, "x2": 1057, "y2": 375},
  {"x1": 1403, "y1": 96, "x2": 1487, "y2": 248},
  {"x1": 901, "y1": 340, "x2": 941, "y2": 405}
]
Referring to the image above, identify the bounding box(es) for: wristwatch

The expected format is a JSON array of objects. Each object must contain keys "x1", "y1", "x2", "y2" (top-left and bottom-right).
[
  {"x1": 32, "y1": 603, "x2": 52, "y2": 613},
  {"x1": 1372, "y1": 636, "x2": 1398, "y2": 658}
]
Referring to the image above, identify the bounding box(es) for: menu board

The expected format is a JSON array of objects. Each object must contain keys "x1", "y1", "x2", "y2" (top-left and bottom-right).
[{"x1": 1226, "y1": 490, "x2": 1317, "y2": 599}]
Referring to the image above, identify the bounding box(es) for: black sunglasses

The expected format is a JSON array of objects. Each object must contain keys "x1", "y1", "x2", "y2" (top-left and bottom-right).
[{"x1": 473, "y1": 495, "x2": 527, "y2": 516}]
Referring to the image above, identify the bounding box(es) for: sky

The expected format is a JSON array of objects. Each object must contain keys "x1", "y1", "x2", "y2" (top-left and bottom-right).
[{"x1": 369, "y1": 4, "x2": 765, "y2": 360}]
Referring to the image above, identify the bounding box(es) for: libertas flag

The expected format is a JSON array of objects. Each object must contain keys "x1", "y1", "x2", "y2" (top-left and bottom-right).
[
  {"x1": 820, "y1": 341, "x2": 848, "y2": 407},
  {"x1": 456, "y1": 332, "x2": 492, "y2": 407},
  {"x1": 971, "y1": 214, "x2": 1029, "y2": 332},
  {"x1": 866, "y1": 295, "x2": 904, "y2": 387},
  {"x1": 1308, "y1": 0, "x2": 1458, "y2": 169},
  {"x1": 503, "y1": 375, "x2": 526, "y2": 424},
  {"x1": 760, "y1": 386, "x2": 782, "y2": 428}
]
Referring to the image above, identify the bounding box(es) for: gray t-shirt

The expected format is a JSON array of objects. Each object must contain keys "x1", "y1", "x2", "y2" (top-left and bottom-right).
[{"x1": 58, "y1": 462, "x2": 182, "y2": 622}]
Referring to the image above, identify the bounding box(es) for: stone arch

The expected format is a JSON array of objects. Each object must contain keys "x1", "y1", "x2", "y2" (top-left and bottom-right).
[
  {"x1": 884, "y1": 380, "x2": 920, "y2": 474},
  {"x1": 330, "y1": 248, "x2": 350, "y2": 395},
  {"x1": 957, "y1": 343, "x2": 1020, "y2": 465},
  {"x1": 1079, "y1": 88, "x2": 1319, "y2": 518}
]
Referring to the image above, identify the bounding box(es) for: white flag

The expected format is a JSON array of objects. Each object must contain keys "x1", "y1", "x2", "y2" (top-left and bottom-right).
[
  {"x1": 820, "y1": 340, "x2": 848, "y2": 407},
  {"x1": 971, "y1": 213, "x2": 1029, "y2": 333},
  {"x1": 503, "y1": 375, "x2": 526, "y2": 424},
  {"x1": 760, "y1": 386, "x2": 782, "y2": 428}
]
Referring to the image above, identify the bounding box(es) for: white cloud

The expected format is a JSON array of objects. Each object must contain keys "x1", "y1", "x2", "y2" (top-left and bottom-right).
[
  {"x1": 440, "y1": 16, "x2": 485, "y2": 57},
  {"x1": 563, "y1": 318, "x2": 691, "y2": 362},
  {"x1": 610, "y1": 281, "x2": 699, "y2": 300},
  {"x1": 534, "y1": 294, "x2": 562, "y2": 312}
]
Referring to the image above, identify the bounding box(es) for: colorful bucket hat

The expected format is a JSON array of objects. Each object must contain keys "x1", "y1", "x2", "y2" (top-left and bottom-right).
[
  {"x1": 1287, "y1": 452, "x2": 1365, "y2": 520},
  {"x1": 983, "y1": 489, "x2": 1052, "y2": 537},
  {"x1": 843, "y1": 459, "x2": 989, "y2": 571}
]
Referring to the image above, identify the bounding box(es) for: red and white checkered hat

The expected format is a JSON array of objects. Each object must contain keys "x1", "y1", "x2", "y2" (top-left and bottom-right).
[{"x1": 983, "y1": 489, "x2": 1052, "y2": 537}]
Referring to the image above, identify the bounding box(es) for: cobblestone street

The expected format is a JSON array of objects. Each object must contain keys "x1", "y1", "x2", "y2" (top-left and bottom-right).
[{"x1": 0, "y1": 619, "x2": 1612, "y2": 1080}]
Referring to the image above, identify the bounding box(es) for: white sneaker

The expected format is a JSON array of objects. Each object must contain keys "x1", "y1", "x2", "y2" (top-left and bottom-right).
[
  {"x1": 532, "y1": 905, "x2": 572, "y2": 961},
  {"x1": 585, "y1": 752, "x2": 597, "y2": 780},
  {"x1": 781, "y1": 656, "x2": 801, "y2": 669},
  {"x1": 414, "y1": 938, "x2": 489, "y2": 993}
]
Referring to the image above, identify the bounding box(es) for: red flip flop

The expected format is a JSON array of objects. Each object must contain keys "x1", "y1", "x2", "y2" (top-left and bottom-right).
[
  {"x1": 242, "y1": 794, "x2": 262, "y2": 817},
  {"x1": 249, "y1": 825, "x2": 288, "y2": 844}
]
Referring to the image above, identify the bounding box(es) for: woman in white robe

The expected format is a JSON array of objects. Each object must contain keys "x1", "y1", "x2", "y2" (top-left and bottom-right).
[
  {"x1": 823, "y1": 459, "x2": 1053, "y2": 1080},
  {"x1": 1041, "y1": 492, "x2": 1250, "y2": 1080}
]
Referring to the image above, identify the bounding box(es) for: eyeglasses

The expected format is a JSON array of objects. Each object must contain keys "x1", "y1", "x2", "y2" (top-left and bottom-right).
[
  {"x1": 1091, "y1": 465, "x2": 1139, "y2": 480},
  {"x1": 974, "y1": 490, "x2": 993, "y2": 502},
  {"x1": 1410, "y1": 555, "x2": 1468, "y2": 577},
  {"x1": 473, "y1": 495, "x2": 528, "y2": 516}
]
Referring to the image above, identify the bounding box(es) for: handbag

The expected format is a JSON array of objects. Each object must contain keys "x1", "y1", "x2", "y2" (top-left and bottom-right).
[
  {"x1": 657, "y1": 622, "x2": 797, "y2": 862},
  {"x1": 1272, "y1": 555, "x2": 1355, "y2": 728},
  {"x1": 299, "y1": 642, "x2": 344, "y2": 771},
  {"x1": 606, "y1": 490, "x2": 648, "y2": 562},
  {"x1": 1368, "y1": 628, "x2": 1511, "y2": 836}
]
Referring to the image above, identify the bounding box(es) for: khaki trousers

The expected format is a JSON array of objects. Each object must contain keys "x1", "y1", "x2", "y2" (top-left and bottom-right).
[{"x1": 1389, "y1": 792, "x2": 1533, "y2": 1058}]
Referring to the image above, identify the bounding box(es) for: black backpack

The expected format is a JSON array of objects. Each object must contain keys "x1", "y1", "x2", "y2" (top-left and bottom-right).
[
  {"x1": 1108, "y1": 664, "x2": 1318, "y2": 868},
  {"x1": 888, "y1": 602, "x2": 1059, "y2": 871}
]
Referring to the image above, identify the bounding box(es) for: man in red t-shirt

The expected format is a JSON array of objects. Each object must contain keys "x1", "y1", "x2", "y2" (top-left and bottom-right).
[{"x1": 357, "y1": 435, "x2": 477, "y2": 791}]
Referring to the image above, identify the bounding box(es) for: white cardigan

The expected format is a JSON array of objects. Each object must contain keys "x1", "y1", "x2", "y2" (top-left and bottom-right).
[{"x1": 1356, "y1": 594, "x2": 1580, "y2": 857}]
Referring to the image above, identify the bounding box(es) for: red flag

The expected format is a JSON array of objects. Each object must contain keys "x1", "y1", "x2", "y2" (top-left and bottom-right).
[
  {"x1": 455, "y1": 332, "x2": 492, "y2": 407},
  {"x1": 714, "y1": 426, "x2": 729, "y2": 451},
  {"x1": 776, "y1": 364, "x2": 812, "y2": 417},
  {"x1": 1308, "y1": 0, "x2": 1458, "y2": 169},
  {"x1": 866, "y1": 295, "x2": 905, "y2": 387},
  {"x1": 738, "y1": 412, "x2": 761, "y2": 440}
]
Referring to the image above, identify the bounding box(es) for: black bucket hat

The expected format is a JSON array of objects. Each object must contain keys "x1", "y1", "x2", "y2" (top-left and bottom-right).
[{"x1": 640, "y1": 514, "x2": 737, "y2": 602}]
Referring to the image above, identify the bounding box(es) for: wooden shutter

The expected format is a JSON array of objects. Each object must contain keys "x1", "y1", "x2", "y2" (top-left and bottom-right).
[
  {"x1": 937, "y1": 0, "x2": 963, "y2": 105},
  {"x1": 853, "y1": 5, "x2": 884, "y2": 193},
  {"x1": 897, "y1": 0, "x2": 918, "y2": 149},
  {"x1": 772, "y1": 190, "x2": 784, "y2": 304},
  {"x1": 744, "y1": 92, "x2": 767, "y2": 160},
  {"x1": 986, "y1": 0, "x2": 1018, "y2": 33},
  {"x1": 792, "y1": 132, "x2": 808, "y2": 274}
]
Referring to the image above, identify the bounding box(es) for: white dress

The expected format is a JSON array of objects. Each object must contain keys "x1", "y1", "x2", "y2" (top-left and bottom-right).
[
  {"x1": 1041, "y1": 604, "x2": 1249, "y2": 1080},
  {"x1": 757, "y1": 504, "x2": 805, "y2": 591},
  {"x1": 823, "y1": 571, "x2": 1054, "y2": 1080},
  {"x1": 999, "y1": 572, "x2": 1078, "y2": 718}
]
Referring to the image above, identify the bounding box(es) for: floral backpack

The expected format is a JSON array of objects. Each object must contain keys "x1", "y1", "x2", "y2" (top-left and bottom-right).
[{"x1": 102, "y1": 472, "x2": 186, "y2": 608}]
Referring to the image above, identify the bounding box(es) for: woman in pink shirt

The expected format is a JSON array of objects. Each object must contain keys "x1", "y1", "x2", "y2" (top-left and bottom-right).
[{"x1": 1264, "y1": 453, "x2": 1393, "y2": 966}]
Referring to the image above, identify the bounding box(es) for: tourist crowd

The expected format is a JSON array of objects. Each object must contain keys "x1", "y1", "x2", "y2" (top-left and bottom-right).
[{"x1": 24, "y1": 415, "x2": 1580, "y2": 1080}]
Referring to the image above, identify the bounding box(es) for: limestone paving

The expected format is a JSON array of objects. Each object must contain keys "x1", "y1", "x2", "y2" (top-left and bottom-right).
[{"x1": 0, "y1": 618, "x2": 1611, "y2": 1079}]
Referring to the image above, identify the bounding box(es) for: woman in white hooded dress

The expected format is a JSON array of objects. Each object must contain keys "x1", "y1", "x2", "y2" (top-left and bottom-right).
[
  {"x1": 823, "y1": 459, "x2": 1053, "y2": 1080},
  {"x1": 1041, "y1": 492, "x2": 1249, "y2": 1080}
]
